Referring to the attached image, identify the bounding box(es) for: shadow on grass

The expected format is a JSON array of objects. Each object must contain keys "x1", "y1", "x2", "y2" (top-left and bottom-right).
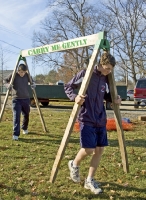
[
  {"x1": 27, "y1": 131, "x2": 69, "y2": 138},
  {"x1": 19, "y1": 137, "x2": 62, "y2": 145},
  {"x1": 18, "y1": 138, "x2": 80, "y2": 148},
  {"x1": 0, "y1": 183, "x2": 69, "y2": 200},
  {"x1": 0, "y1": 181, "x2": 145, "y2": 200},
  {"x1": 0, "y1": 146, "x2": 10, "y2": 151},
  {"x1": 109, "y1": 139, "x2": 146, "y2": 148},
  {"x1": 76, "y1": 181, "x2": 146, "y2": 200},
  {"x1": 17, "y1": 131, "x2": 80, "y2": 145}
]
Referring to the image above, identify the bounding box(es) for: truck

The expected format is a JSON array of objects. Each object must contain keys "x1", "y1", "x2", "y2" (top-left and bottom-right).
[
  {"x1": 134, "y1": 78, "x2": 146, "y2": 108},
  {"x1": 28, "y1": 84, "x2": 127, "y2": 109}
]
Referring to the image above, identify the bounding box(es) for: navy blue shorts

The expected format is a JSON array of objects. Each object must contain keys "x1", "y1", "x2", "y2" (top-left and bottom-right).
[{"x1": 80, "y1": 124, "x2": 108, "y2": 148}]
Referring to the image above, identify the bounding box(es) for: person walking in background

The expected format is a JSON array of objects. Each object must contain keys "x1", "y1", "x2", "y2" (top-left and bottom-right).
[
  {"x1": 64, "y1": 52, "x2": 121, "y2": 194},
  {"x1": 4, "y1": 63, "x2": 35, "y2": 141}
]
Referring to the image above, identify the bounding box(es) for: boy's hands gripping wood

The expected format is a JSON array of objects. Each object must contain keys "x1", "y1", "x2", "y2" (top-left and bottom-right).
[
  {"x1": 75, "y1": 95, "x2": 86, "y2": 105},
  {"x1": 114, "y1": 95, "x2": 121, "y2": 105}
]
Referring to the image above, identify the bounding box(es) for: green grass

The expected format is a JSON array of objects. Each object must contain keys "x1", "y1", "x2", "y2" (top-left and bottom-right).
[{"x1": 0, "y1": 108, "x2": 146, "y2": 200}]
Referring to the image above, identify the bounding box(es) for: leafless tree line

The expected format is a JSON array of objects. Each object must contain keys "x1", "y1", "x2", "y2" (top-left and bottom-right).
[{"x1": 32, "y1": 0, "x2": 146, "y2": 85}]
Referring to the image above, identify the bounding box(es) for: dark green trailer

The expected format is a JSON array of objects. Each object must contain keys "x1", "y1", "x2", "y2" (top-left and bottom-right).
[
  {"x1": 28, "y1": 84, "x2": 127, "y2": 108},
  {"x1": 28, "y1": 85, "x2": 71, "y2": 106},
  {"x1": 106, "y1": 85, "x2": 127, "y2": 109}
]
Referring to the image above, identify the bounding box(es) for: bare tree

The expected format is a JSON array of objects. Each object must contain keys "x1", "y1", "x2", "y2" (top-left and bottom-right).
[
  {"x1": 0, "y1": 46, "x2": 10, "y2": 109},
  {"x1": 98, "y1": 0, "x2": 146, "y2": 84},
  {"x1": 0, "y1": 46, "x2": 9, "y2": 88},
  {"x1": 32, "y1": 0, "x2": 146, "y2": 85},
  {"x1": 32, "y1": 0, "x2": 102, "y2": 75}
]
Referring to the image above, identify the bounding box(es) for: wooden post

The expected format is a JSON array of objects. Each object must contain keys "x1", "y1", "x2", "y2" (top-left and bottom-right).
[
  {"x1": 49, "y1": 37, "x2": 108, "y2": 183},
  {"x1": 23, "y1": 57, "x2": 47, "y2": 133},
  {"x1": 0, "y1": 55, "x2": 20, "y2": 122},
  {"x1": 108, "y1": 71, "x2": 129, "y2": 173}
]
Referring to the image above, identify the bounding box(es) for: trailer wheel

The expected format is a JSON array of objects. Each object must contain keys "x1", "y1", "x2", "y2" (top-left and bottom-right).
[
  {"x1": 41, "y1": 101, "x2": 49, "y2": 106},
  {"x1": 134, "y1": 101, "x2": 139, "y2": 108},
  {"x1": 30, "y1": 99, "x2": 36, "y2": 107},
  {"x1": 106, "y1": 102, "x2": 113, "y2": 110}
]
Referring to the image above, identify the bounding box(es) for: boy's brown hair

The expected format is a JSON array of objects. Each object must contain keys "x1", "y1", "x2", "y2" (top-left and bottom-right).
[
  {"x1": 18, "y1": 64, "x2": 27, "y2": 71},
  {"x1": 100, "y1": 52, "x2": 116, "y2": 67}
]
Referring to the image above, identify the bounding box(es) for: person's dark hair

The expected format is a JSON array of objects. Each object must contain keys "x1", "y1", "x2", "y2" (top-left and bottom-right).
[
  {"x1": 99, "y1": 52, "x2": 116, "y2": 67},
  {"x1": 18, "y1": 64, "x2": 27, "y2": 71}
]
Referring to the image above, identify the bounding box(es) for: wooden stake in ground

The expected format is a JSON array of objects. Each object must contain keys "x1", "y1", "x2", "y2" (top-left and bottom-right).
[
  {"x1": 0, "y1": 55, "x2": 20, "y2": 122},
  {"x1": 108, "y1": 72, "x2": 129, "y2": 173},
  {"x1": 23, "y1": 57, "x2": 47, "y2": 133},
  {"x1": 50, "y1": 37, "x2": 110, "y2": 183}
]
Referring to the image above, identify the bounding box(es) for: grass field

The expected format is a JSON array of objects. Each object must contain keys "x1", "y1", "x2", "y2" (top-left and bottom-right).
[{"x1": 0, "y1": 107, "x2": 146, "y2": 200}]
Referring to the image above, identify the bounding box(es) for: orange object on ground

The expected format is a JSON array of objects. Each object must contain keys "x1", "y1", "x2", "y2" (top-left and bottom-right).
[
  {"x1": 73, "y1": 121, "x2": 80, "y2": 132},
  {"x1": 73, "y1": 118, "x2": 133, "y2": 132},
  {"x1": 106, "y1": 118, "x2": 133, "y2": 131}
]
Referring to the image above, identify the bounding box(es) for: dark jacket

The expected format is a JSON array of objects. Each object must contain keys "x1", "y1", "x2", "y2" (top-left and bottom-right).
[
  {"x1": 64, "y1": 67, "x2": 112, "y2": 127},
  {"x1": 4, "y1": 73, "x2": 30, "y2": 99}
]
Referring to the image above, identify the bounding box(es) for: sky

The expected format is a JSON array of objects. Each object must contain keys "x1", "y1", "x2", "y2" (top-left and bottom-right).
[
  {"x1": 0, "y1": 0, "x2": 95, "y2": 77},
  {"x1": 0, "y1": 0, "x2": 53, "y2": 76}
]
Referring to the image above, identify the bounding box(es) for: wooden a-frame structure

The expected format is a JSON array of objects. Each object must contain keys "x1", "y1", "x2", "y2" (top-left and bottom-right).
[
  {"x1": 0, "y1": 31, "x2": 129, "y2": 183},
  {"x1": 49, "y1": 32, "x2": 129, "y2": 183}
]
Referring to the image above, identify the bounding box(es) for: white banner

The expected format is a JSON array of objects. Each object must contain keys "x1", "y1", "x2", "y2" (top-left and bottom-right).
[{"x1": 21, "y1": 32, "x2": 105, "y2": 57}]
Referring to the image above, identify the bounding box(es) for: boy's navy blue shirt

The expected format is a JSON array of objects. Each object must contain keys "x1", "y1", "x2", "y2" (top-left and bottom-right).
[
  {"x1": 64, "y1": 67, "x2": 112, "y2": 127},
  {"x1": 4, "y1": 73, "x2": 30, "y2": 99}
]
